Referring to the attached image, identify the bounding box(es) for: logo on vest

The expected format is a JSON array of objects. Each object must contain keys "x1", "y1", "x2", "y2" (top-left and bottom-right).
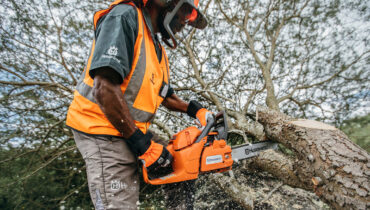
[
  {"x1": 102, "y1": 46, "x2": 120, "y2": 63},
  {"x1": 107, "y1": 45, "x2": 118, "y2": 56},
  {"x1": 150, "y1": 73, "x2": 155, "y2": 85}
]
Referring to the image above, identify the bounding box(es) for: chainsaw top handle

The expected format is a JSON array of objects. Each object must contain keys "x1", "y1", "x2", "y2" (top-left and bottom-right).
[
  {"x1": 195, "y1": 111, "x2": 227, "y2": 143},
  {"x1": 214, "y1": 111, "x2": 228, "y2": 140}
]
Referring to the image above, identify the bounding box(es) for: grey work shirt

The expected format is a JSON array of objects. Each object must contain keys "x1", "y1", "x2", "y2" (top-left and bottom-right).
[{"x1": 89, "y1": 4, "x2": 162, "y2": 84}]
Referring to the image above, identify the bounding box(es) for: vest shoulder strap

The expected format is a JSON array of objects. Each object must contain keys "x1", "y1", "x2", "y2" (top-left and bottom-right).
[{"x1": 93, "y1": 0, "x2": 136, "y2": 30}]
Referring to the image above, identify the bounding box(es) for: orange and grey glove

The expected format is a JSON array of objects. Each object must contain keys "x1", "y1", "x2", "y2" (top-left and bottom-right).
[
  {"x1": 125, "y1": 129, "x2": 173, "y2": 177},
  {"x1": 187, "y1": 100, "x2": 214, "y2": 128}
]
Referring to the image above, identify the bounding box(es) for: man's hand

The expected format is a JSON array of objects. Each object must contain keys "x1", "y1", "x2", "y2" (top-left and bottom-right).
[
  {"x1": 140, "y1": 141, "x2": 173, "y2": 178},
  {"x1": 126, "y1": 129, "x2": 173, "y2": 178},
  {"x1": 195, "y1": 108, "x2": 214, "y2": 128},
  {"x1": 186, "y1": 100, "x2": 213, "y2": 129},
  {"x1": 163, "y1": 95, "x2": 214, "y2": 128}
]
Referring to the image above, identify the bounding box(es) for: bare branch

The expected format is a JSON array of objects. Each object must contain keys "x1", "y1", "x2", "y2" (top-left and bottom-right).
[
  {"x1": 0, "y1": 80, "x2": 73, "y2": 93},
  {"x1": 0, "y1": 64, "x2": 27, "y2": 82},
  {"x1": 296, "y1": 50, "x2": 370, "y2": 90},
  {"x1": 152, "y1": 118, "x2": 175, "y2": 138}
]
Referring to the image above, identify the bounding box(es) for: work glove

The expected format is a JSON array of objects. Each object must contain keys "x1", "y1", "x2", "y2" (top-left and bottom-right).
[
  {"x1": 195, "y1": 108, "x2": 214, "y2": 128},
  {"x1": 125, "y1": 129, "x2": 173, "y2": 178},
  {"x1": 187, "y1": 100, "x2": 214, "y2": 129}
]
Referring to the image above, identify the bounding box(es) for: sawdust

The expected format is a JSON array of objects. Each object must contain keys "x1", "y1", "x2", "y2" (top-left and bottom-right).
[{"x1": 194, "y1": 168, "x2": 330, "y2": 210}]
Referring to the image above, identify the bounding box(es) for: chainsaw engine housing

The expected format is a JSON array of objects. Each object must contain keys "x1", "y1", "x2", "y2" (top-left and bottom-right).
[{"x1": 142, "y1": 111, "x2": 233, "y2": 185}]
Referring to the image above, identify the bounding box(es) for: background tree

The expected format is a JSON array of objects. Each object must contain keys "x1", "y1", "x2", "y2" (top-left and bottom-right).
[
  {"x1": 0, "y1": 0, "x2": 369, "y2": 209},
  {"x1": 340, "y1": 114, "x2": 370, "y2": 152},
  {"x1": 1, "y1": 0, "x2": 106, "y2": 208}
]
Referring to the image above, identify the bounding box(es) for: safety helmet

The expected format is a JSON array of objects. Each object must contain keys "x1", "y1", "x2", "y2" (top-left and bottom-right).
[
  {"x1": 99, "y1": 1, "x2": 206, "y2": 49},
  {"x1": 141, "y1": 0, "x2": 207, "y2": 48}
]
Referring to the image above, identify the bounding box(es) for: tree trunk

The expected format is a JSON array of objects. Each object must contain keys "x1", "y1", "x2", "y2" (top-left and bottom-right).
[{"x1": 257, "y1": 108, "x2": 370, "y2": 209}]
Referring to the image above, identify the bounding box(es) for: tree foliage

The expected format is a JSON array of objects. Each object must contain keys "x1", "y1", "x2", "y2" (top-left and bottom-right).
[{"x1": 340, "y1": 114, "x2": 370, "y2": 153}]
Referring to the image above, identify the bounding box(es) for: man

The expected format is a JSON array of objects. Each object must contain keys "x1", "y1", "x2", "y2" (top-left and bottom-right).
[{"x1": 66, "y1": 0, "x2": 211, "y2": 209}]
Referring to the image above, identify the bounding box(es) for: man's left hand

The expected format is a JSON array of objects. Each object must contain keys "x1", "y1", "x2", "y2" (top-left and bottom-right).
[{"x1": 195, "y1": 108, "x2": 214, "y2": 128}]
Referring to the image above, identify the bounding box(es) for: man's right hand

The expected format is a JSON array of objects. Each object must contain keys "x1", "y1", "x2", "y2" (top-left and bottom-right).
[
  {"x1": 125, "y1": 129, "x2": 173, "y2": 178},
  {"x1": 139, "y1": 140, "x2": 174, "y2": 178}
]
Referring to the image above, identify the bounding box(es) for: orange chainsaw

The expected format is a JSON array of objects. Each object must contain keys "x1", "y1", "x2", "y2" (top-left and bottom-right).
[{"x1": 142, "y1": 111, "x2": 278, "y2": 185}]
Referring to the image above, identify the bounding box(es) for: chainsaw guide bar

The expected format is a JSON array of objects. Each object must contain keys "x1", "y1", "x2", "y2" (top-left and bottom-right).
[{"x1": 231, "y1": 141, "x2": 278, "y2": 162}]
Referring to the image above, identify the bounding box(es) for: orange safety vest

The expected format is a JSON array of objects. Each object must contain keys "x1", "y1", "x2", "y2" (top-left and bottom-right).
[{"x1": 66, "y1": 0, "x2": 170, "y2": 136}]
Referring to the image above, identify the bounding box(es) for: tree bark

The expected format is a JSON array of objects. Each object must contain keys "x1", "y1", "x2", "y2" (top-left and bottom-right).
[
  {"x1": 244, "y1": 149, "x2": 310, "y2": 191},
  {"x1": 257, "y1": 107, "x2": 370, "y2": 209}
]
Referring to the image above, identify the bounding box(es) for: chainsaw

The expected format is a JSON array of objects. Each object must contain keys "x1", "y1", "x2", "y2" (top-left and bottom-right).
[{"x1": 142, "y1": 111, "x2": 278, "y2": 185}]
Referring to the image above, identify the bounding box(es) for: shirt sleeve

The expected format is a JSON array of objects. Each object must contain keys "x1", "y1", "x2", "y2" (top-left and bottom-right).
[{"x1": 89, "y1": 5, "x2": 138, "y2": 84}]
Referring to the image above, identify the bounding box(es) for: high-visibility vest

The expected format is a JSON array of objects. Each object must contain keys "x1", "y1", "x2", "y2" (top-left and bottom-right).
[{"x1": 66, "y1": 0, "x2": 170, "y2": 136}]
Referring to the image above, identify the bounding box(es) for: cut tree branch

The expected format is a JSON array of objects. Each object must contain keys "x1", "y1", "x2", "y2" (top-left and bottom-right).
[{"x1": 256, "y1": 107, "x2": 370, "y2": 209}]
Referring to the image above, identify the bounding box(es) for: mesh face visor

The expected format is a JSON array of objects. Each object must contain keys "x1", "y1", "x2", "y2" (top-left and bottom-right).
[{"x1": 163, "y1": 0, "x2": 208, "y2": 48}]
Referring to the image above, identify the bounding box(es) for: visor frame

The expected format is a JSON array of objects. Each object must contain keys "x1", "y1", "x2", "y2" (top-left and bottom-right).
[{"x1": 162, "y1": 0, "x2": 208, "y2": 49}]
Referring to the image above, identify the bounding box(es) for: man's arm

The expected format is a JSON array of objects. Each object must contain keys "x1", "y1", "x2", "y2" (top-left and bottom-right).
[
  {"x1": 162, "y1": 93, "x2": 189, "y2": 113},
  {"x1": 93, "y1": 67, "x2": 173, "y2": 175},
  {"x1": 163, "y1": 93, "x2": 213, "y2": 127},
  {"x1": 93, "y1": 67, "x2": 137, "y2": 138}
]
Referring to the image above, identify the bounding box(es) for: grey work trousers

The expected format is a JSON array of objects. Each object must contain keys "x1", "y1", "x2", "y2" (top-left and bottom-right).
[{"x1": 73, "y1": 130, "x2": 139, "y2": 210}]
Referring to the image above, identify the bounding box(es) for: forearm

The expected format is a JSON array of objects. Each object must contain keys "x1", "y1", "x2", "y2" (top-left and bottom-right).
[
  {"x1": 93, "y1": 75, "x2": 137, "y2": 138},
  {"x1": 162, "y1": 93, "x2": 189, "y2": 113}
]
